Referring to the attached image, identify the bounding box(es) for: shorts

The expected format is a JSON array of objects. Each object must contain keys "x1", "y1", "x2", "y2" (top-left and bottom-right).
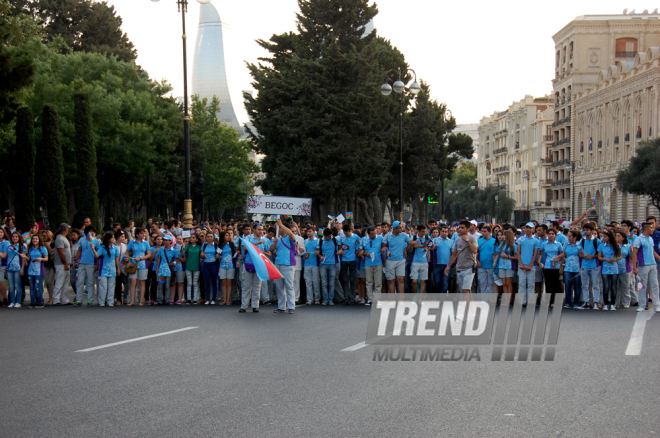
[
  {"x1": 219, "y1": 268, "x2": 235, "y2": 280},
  {"x1": 175, "y1": 271, "x2": 185, "y2": 283},
  {"x1": 385, "y1": 259, "x2": 406, "y2": 280},
  {"x1": 356, "y1": 269, "x2": 366, "y2": 279},
  {"x1": 457, "y1": 269, "x2": 475, "y2": 290},
  {"x1": 410, "y1": 263, "x2": 429, "y2": 281},
  {"x1": 534, "y1": 266, "x2": 544, "y2": 283},
  {"x1": 499, "y1": 268, "x2": 514, "y2": 279},
  {"x1": 129, "y1": 268, "x2": 148, "y2": 281}
]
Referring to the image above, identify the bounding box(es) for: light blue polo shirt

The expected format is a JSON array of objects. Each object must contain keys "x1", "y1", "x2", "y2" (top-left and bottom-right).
[
  {"x1": 362, "y1": 235, "x2": 384, "y2": 267},
  {"x1": 304, "y1": 238, "x2": 320, "y2": 266},
  {"x1": 581, "y1": 236, "x2": 600, "y2": 269},
  {"x1": 517, "y1": 235, "x2": 540, "y2": 267},
  {"x1": 79, "y1": 236, "x2": 100, "y2": 265},
  {"x1": 127, "y1": 239, "x2": 151, "y2": 270},
  {"x1": 597, "y1": 242, "x2": 618, "y2": 274},
  {"x1": 412, "y1": 235, "x2": 433, "y2": 264},
  {"x1": 633, "y1": 235, "x2": 656, "y2": 266},
  {"x1": 275, "y1": 236, "x2": 296, "y2": 266},
  {"x1": 477, "y1": 236, "x2": 496, "y2": 269},
  {"x1": 540, "y1": 241, "x2": 563, "y2": 269},
  {"x1": 432, "y1": 237, "x2": 453, "y2": 265},
  {"x1": 384, "y1": 232, "x2": 410, "y2": 261},
  {"x1": 339, "y1": 234, "x2": 361, "y2": 262},
  {"x1": 319, "y1": 237, "x2": 339, "y2": 265}
]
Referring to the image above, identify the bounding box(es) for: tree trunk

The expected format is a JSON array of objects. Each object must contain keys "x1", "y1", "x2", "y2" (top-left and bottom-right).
[
  {"x1": 357, "y1": 197, "x2": 374, "y2": 226},
  {"x1": 371, "y1": 195, "x2": 383, "y2": 223},
  {"x1": 386, "y1": 201, "x2": 393, "y2": 223}
]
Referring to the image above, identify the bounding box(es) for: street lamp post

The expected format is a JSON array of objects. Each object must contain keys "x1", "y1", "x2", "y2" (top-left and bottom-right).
[
  {"x1": 494, "y1": 179, "x2": 500, "y2": 224},
  {"x1": 566, "y1": 160, "x2": 583, "y2": 220},
  {"x1": 199, "y1": 173, "x2": 205, "y2": 222},
  {"x1": 381, "y1": 68, "x2": 421, "y2": 223},
  {"x1": 151, "y1": 0, "x2": 210, "y2": 229}
]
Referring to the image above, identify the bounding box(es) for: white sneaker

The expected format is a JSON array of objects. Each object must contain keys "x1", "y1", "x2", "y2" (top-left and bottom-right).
[
  {"x1": 14, "y1": 303, "x2": 21, "y2": 308},
  {"x1": 610, "y1": 305, "x2": 616, "y2": 311},
  {"x1": 593, "y1": 305, "x2": 599, "y2": 310},
  {"x1": 637, "y1": 306, "x2": 645, "y2": 312},
  {"x1": 204, "y1": 301, "x2": 210, "y2": 305},
  {"x1": 211, "y1": 301, "x2": 216, "y2": 305},
  {"x1": 329, "y1": 302, "x2": 334, "y2": 306},
  {"x1": 99, "y1": 303, "x2": 105, "y2": 307},
  {"x1": 109, "y1": 303, "x2": 114, "y2": 307},
  {"x1": 655, "y1": 306, "x2": 660, "y2": 313},
  {"x1": 8, "y1": 303, "x2": 14, "y2": 308}
]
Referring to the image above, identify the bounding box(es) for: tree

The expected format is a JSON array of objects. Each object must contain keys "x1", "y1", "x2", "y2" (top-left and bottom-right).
[
  {"x1": 245, "y1": 0, "x2": 399, "y2": 222},
  {"x1": 40, "y1": 104, "x2": 68, "y2": 225},
  {"x1": 616, "y1": 138, "x2": 660, "y2": 213},
  {"x1": 11, "y1": 0, "x2": 136, "y2": 62},
  {"x1": 13, "y1": 106, "x2": 36, "y2": 230},
  {"x1": 73, "y1": 92, "x2": 100, "y2": 228}
]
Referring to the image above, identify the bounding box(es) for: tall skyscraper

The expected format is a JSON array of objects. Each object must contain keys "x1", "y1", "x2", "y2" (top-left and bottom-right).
[{"x1": 192, "y1": 1, "x2": 242, "y2": 134}]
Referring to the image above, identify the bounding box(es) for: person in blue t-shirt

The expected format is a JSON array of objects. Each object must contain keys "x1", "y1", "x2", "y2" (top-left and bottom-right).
[
  {"x1": 303, "y1": 227, "x2": 321, "y2": 305},
  {"x1": 383, "y1": 221, "x2": 412, "y2": 294},
  {"x1": 92, "y1": 232, "x2": 120, "y2": 307},
  {"x1": 155, "y1": 235, "x2": 179, "y2": 305},
  {"x1": 563, "y1": 230, "x2": 583, "y2": 308},
  {"x1": 200, "y1": 232, "x2": 219, "y2": 304},
  {"x1": 476, "y1": 226, "x2": 496, "y2": 293},
  {"x1": 578, "y1": 223, "x2": 601, "y2": 309},
  {"x1": 315, "y1": 228, "x2": 345, "y2": 305},
  {"x1": 270, "y1": 219, "x2": 298, "y2": 313},
  {"x1": 632, "y1": 222, "x2": 660, "y2": 312},
  {"x1": 357, "y1": 227, "x2": 384, "y2": 304},
  {"x1": 516, "y1": 223, "x2": 540, "y2": 305},
  {"x1": 409, "y1": 225, "x2": 433, "y2": 293},
  {"x1": 538, "y1": 229, "x2": 565, "y2": 304},
  {"x1": 218, "y1": 230, "x2": 236, "y2": 306},
  {"x1": 26, "y1": 235, "x2": 48, "y2": 307},
  {"x1": 432, "y1": 226, "x2": 453, "y2": 293},
  {"x1": 75, "y1": 225, "x2": 100, "y2": 306},
  {"x1": 339, "y1": 224, "x2": 362, "y2": 304},
  {"x1": 597, "y1": 230, "x2": 621, "y2": 310},
  {"x1": 125, "y1": 228, "x2": 152, "y2": 306}
]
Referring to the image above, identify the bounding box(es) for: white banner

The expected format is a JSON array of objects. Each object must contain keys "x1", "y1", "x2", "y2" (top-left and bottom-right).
[{"x1": 246, "y1": 195, "x2": 312, "y2": 216}]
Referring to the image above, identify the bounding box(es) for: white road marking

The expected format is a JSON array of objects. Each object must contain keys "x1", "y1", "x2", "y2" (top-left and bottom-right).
[
  {"x1": 625, "y1": 311, "x2": 655, "y2": 356},
  {"x1": 75, "y1": 327, "x2": 198, "y2": 352},
  {"x1": 342, "y1": 341, "x2": 367, "y2": 352}
]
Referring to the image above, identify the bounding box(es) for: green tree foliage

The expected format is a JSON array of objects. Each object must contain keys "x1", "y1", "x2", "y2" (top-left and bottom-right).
[
  {"x1": 13, "y1": 106, "x2": 36, "y2": 230},
  {"x1": 190, "y1": 95, "x2": 259, "y2": 217},
  {"x1": 10, "y1": 0, "x2": 136, "y2": 62},
  {"x1": 40, "y1": 104, "x2": 68, "y2": 226},
  {"x1": 616, "y1": 138, "x2": 660, "y2": 213},
  {"x1": 245, "y1": 0, "x2": 399, "y2": 220},
  {"x1": 73, "y1": 93, "x2": 100, "y2": 229}
]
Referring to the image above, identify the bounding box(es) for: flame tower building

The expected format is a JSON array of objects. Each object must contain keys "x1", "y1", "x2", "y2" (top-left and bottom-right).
[{"x1": 192, "y1": 1, "x2": 242, "y2": 133}]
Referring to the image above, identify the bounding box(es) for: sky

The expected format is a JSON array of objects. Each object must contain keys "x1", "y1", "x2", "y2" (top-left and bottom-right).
[{"x1": 109, "y1": 0, "x2": 656, "y2": 127}]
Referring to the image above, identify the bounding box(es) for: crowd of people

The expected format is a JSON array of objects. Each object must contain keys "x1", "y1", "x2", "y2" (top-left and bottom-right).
[{"x1": 0, "y1": 210, "x2": 659, "y2": 313}]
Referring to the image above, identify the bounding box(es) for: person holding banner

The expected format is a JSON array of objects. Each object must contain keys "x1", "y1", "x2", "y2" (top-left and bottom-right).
[
  {"x1": 239, "y1": 223, "x2": 269, "y2": 313},
  {"x1": 271, "y1": 219, "x2": 298, "y2": 313}
]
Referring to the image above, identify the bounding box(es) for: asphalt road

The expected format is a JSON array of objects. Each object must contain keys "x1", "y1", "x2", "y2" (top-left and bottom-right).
[{"x1": 1, "y1": 302, "x2": 659, "y2": 437}]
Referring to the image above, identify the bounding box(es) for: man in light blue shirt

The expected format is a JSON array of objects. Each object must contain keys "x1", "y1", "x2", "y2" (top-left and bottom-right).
[
  {"x1": 270, "y1": 219, "x2": 298, "y2": 313},
  {"x1": 632, "y1": 222, "x2": 660, "y2": 312},
  {"x1": 315, "y1": 228, "x2": 344, "y2": 305},
  {"x1": 477, "y1": 226, "x2": 496, "y2": 293},
  {"x1": 410, "y1": 225, "x2": 433, "y2": 293},
  {"x1": 432, "y1": 226, "x2": 453, "y2": 293},
  {"x1": 578, "y1": 223, "x2": 601, "y2": 309},
  {"x1": 358, "y1": 227, "x2": 384, "y2": 305},
  {"x1": 76, "y1": 225, "x2": 100, "y2": 306},
  {"x1": 516, "y1": 223, "x2": 540, "y2": 305},
  {"x1": 383, "y1": 220, "x2": 412, "y2": 293},
  {"x1": 303, "y1": 228, "x2": 321, "y2": 305},
  {"x1": 339, "y1": 224, "x2": 361, "y2": 305}
]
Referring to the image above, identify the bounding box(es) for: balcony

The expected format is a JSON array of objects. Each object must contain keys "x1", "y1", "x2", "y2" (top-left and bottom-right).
[
  {"x1": 540, "y1": 157, "x2": 553, "y2": 165},
  {"x1": 616, "y1": 51, "x2": 636, "y2": 58},
  {"x1": 637, "y1": 130, "x2": 642, "y2": 139},
  {"x1": 493, "y1": 166, "x2": 510, "y2": 175},
  {"x1": 614, "y1": 136, "x2": 619, "y2": 144},
  {"x1": 540, "y1": 179, "x2": 552, "y2": 186},
  {"x1": 580, "y1": 145, "x2": 584, "y2": 153},
  {"x1": 534, "y1": 201, "x2": 544, "y2": 207},
  {"x1": 551, "y1": 178, "x2": 571, "y2": 187},
  {"x1": 493, "y1": 129, "x2": 508, "y2": 138},
  {"x1": 493, "y1": 147, "x2": 507, "y2": 156},
  {"x1": 485, "y1": 154, "x2": 490, "y2": 159},
  {"x1": 552, "y1": 158, "x2": 570, "y2": 168},
  {"x1": 625, "y1": 133, "x2": 630, "y2": 142},
  {"x1": 567, "y1": 96, "x2": 571, "y2": 102},
  {"x1": 543, "y1": 135, "x2": 554, "y2": 142},
  {"x1": 551, "y1": 117, "x2": 570, "y2": 128},
  {"x1": 598, "y1": 140, "x2": 602, "y2": 148},
  {"x1": 515, "y1": 142, "x2": 520, "y2": 150}
]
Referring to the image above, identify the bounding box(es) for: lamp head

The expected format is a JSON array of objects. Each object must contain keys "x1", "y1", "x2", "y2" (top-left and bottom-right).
[{"x1": 380, "y1": 83, "x2": 392, "y2": 96}]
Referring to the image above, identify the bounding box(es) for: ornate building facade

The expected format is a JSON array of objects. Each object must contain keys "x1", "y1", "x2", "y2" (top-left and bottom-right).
[{"x1": 573, "y1": 47, "x2": 660, "y2": 224}]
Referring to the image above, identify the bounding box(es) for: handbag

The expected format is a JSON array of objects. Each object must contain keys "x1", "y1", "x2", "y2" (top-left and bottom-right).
[{"x1": 125, "y1": 258, "x2": 137, "y2": 275}]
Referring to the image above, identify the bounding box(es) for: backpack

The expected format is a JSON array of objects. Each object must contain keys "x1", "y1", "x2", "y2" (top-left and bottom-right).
[{"x1": 317, "y1": 237, "x2": 338, "y2": 266}]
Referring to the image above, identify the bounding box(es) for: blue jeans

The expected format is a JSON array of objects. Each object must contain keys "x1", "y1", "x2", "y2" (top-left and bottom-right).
[
  {"x1": 433, "y1": 264, "x2": 449, "y2": 293},
  {"x1": 564, "y1": 271, "x2": 582, "y2": 306},
  {"x1": 340, "y1": 260, "x2": 357, "y2": 302},
  {"x1": 29, "y1": 275, "x2": 44, "y2": 305},
  {"x1": 202, "y1": 262, "x2": 219, "y2": 301},
  {"x1": 320, "y1": 264, "x2": 337, "y2": 303},
  {"x1": 7, "y1": 270, "x2": 22, "y2": 304},
  {"x1": 581, "y1": 267, "x2": 600, "y2": 304},
  {"x1": 518, "y1": 268, "x2": 535, "y2": 304}
]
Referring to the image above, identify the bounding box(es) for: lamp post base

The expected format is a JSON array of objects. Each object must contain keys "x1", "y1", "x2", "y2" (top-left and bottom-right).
[
  {"x1": 183, "y1": 199, "x2": 193, "y2": 230},
  {"x1": 399, "y1": 211, "x2": 404, "y2": 223}
]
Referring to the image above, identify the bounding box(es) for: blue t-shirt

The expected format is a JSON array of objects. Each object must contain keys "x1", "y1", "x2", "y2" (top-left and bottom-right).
[
  {"x1": 496, "y1": 242, "x2": 516, "y2": 270},
  {"x1": 220, "y1": 243, "x2": 234, "y2": 269},
  {"x1": 581, "y1": 237, "x2": 600, "y2": 269},
  {"x1": 477, "y1": 237, "x2": 496, "y2": 269},
  {"x1": 384, "y1": 232, "x2": 411, "y2": 261},
  {"x1": 319, "y1": 237, "x2": 339, "y2": 265},
  {"x1": 79, "y1": 236, "x2": 100, "y2": 265},
  {"x1": 28, "y1": 246, "x2": 47, "y2": 276},
  {"x1": 598, "y1": 243, "x2": 619, "y2": 275},
  {"x1": 563, "y1": 242, "x2": 581, "y2": 273},
  {"x1": 275, "y1": 236, "x2": 296, "y2": 266},
  {"x1": 432, "y1": 237, "x2": 453, "y2": 265},
  {"x1": 0, "y1": 240, "x2": 9, "y2": 267},
  {"x1": 339, "y1": 234, "x2": 361, "y2": 262},
  {"x1": 6, "y1": 244, "x2": 24, "y2": 272},
  {"x1": 201, "y1": 242, "x2": 218, "y2": 264},
  {"x1": 243, "y1": 235, "x2": 269, "y2": 265},
  {"x1": 304, "y1": 238, "x2": 320, "y2": 266},
  {"x1": 555, "y1": 232, "x2": 569, "y2": 247},
  {"x1": 98, "y1": 245, "x2": 120, "y2": 277},
  {"x1": 517, "y1": 235, "x2": 540, "y2": 267},
  {"x1": 540, "y1": 241, "x2": 563, "y2": 269},
  {"x1": 156, "y1": 246, "x2": 179, "y2": 277},
  {"x1": 618, "y1": 244, "x2": 630, "y2": 274},
  {"x1": 173, "y1": 243, "x2": 184, "y2": 272},
  {"x1": 412, "y1": 235, "x2": 433, "y2": 264},
  {"x1": 633, "y1": 235, "x2": 656, "y2": 266},
  {"x1": 127, "y1": 239, "x2": 151, "y2": 270},
  {"x1": 361, "y1": 235, "x2": 384, "y2": 267}
]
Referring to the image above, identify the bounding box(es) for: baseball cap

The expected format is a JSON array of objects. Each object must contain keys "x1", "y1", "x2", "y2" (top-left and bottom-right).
[
  {"x1": 58, "y1": 223, "x2": 70, "y2": 231},
  {"x1": 525, "y1": 222, "x2": 535, "y2": 228},
  {"x1": 469, "y1": 220, "x2": 478, "y2": 226},
  {"x1": 163, "y1": 235, "x2": 173, "y2": 241},
  {"x1": 392, "y1": 221, "x2": 401, "y2": 228}
]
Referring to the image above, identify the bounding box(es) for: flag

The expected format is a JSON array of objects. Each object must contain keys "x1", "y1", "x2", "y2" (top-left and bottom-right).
[
  {"x1": 284, "y1": 215, "x2": 293, "y2": 220},
  {"x1": 328, "y1": 215, "x2": 335, "y2": 220},
  {"x1": 346, "y1": 212, "x2": 353, "y2": 219},
  {"x1": 21, "y1": 232, "x2": 31, "y2": 243},
  {"x1": 588, "y1": 198, "x2": 596, "y2": 208},
  {"x1": 269, "y1": 215, "x2": 279, "y2": 221},
  {"x1": 305, "y1": 252, "x2": 310, "y2": 260},
  {"x1": 239, "y1": 237, "x2": 283, "y2": 281},
  {"x1": 425, "y1": 228, "x2": 431, "y2": 236}
]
